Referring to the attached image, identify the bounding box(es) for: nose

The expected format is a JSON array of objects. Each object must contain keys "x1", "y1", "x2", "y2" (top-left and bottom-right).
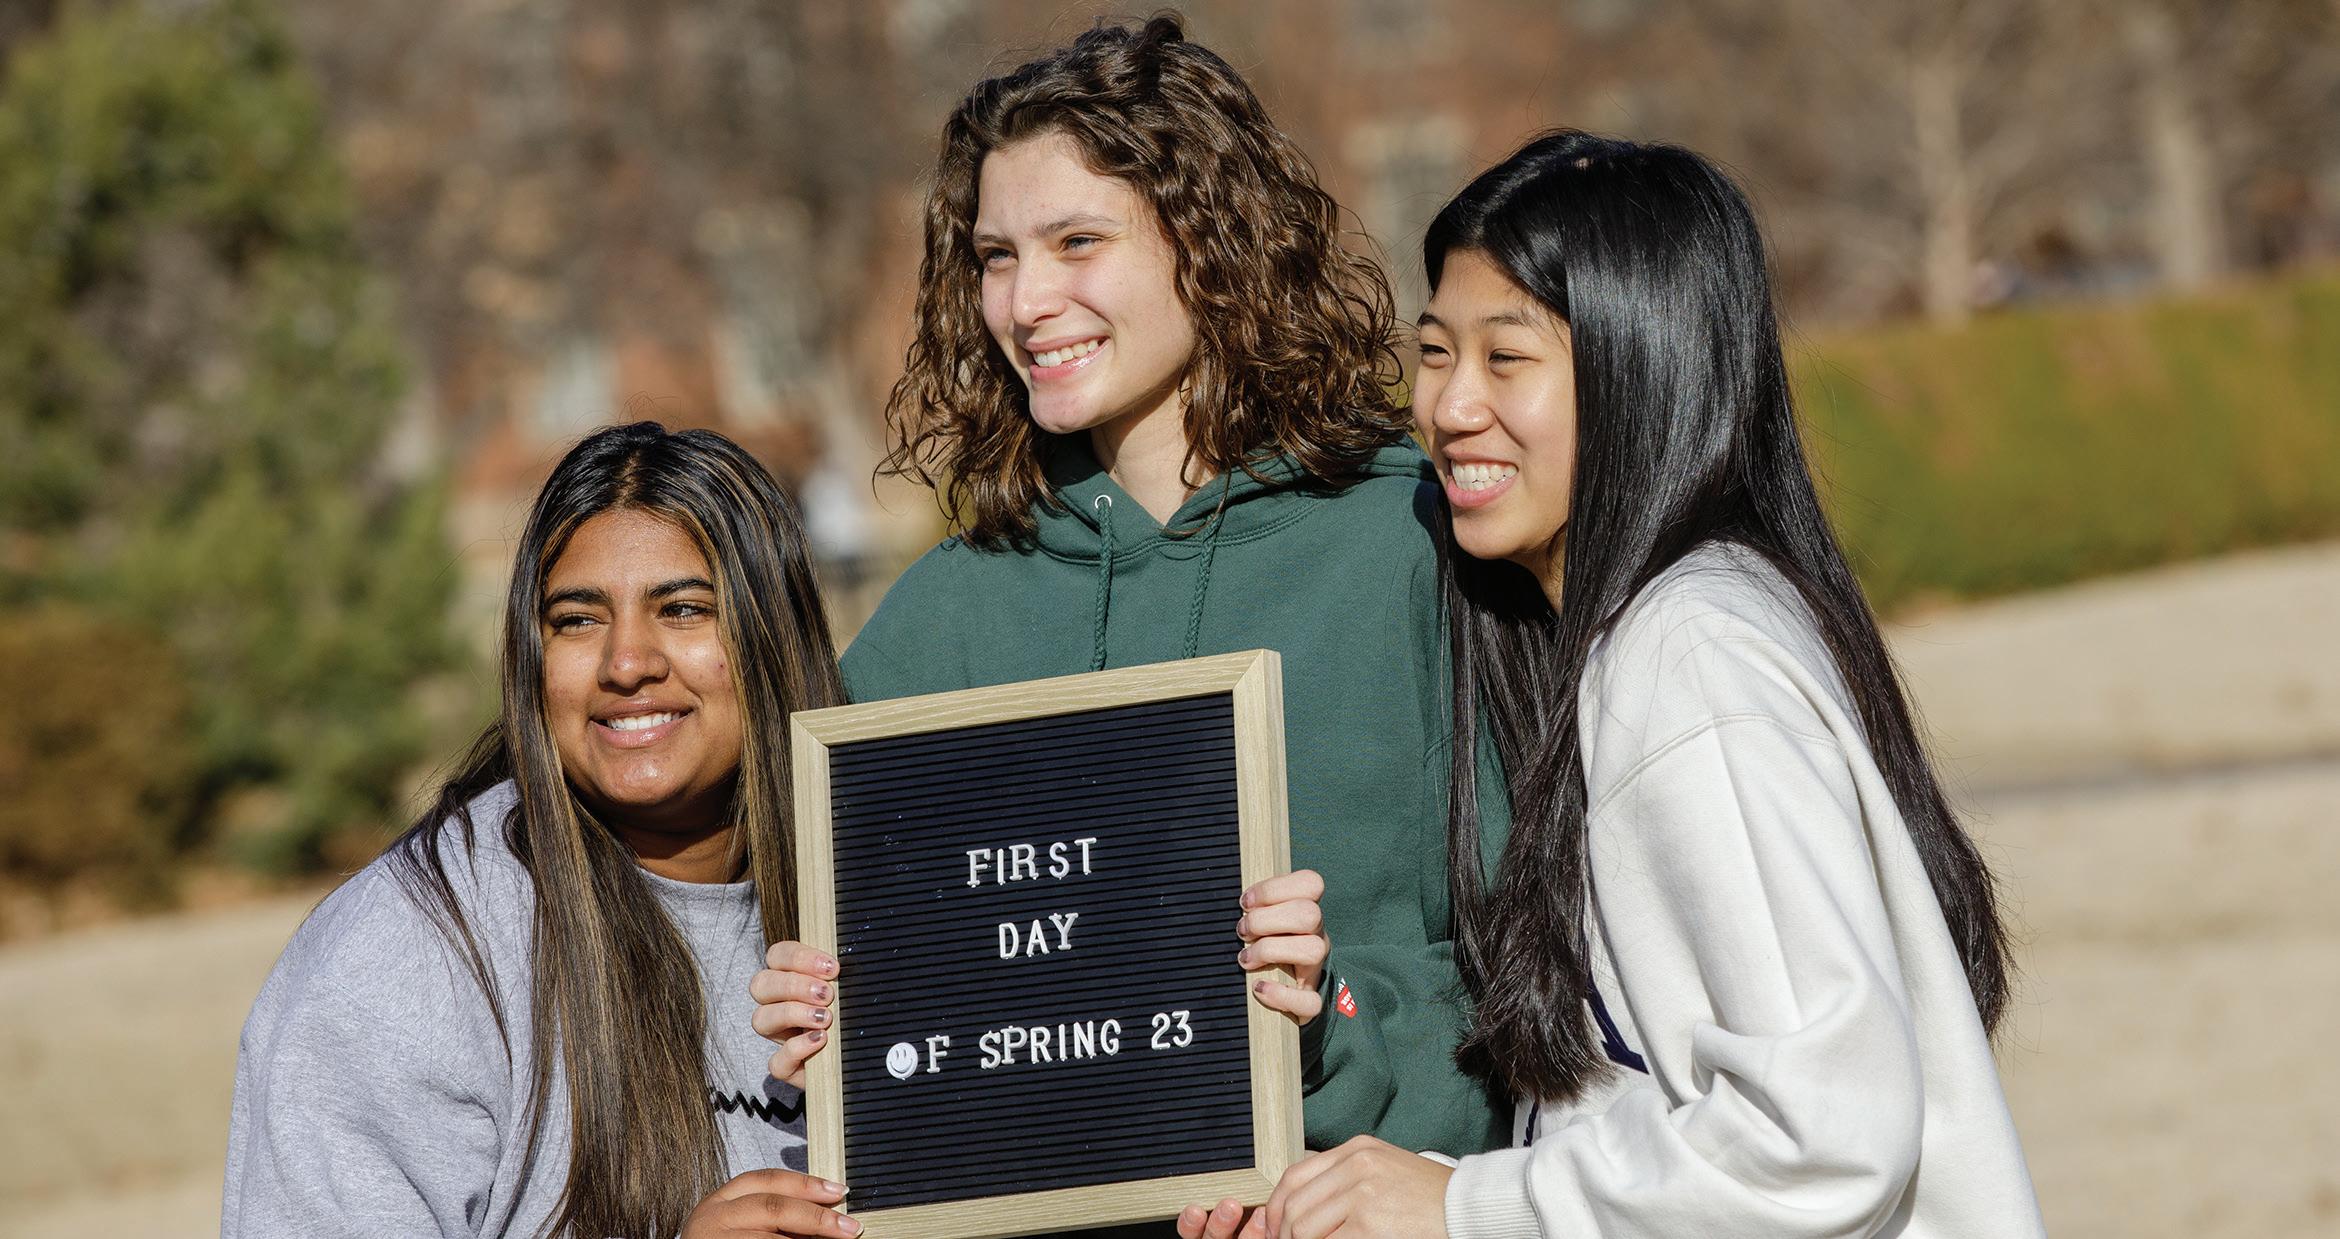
[
  {"x1": 1425, "y1": 367, "x2": 1494, "y2": 436},
  {"x1": 1010, "y1": 258, "x2": 1067, "y2": 330},
  {"x1": 598, "y1": 613, "x2": 670, "y2": 691}
]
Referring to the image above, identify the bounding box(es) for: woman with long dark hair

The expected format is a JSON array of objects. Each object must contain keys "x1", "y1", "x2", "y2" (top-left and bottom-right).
[
  {"x1": 754, "y1": 16, "x2": 1514, "y2": 1212},
  {"x1": 1253, "y1": 133, "x2": 2043, "y2": 1237},
  {"x1": 225, "y1": 422, "x2": 860, "y2": 1239}
]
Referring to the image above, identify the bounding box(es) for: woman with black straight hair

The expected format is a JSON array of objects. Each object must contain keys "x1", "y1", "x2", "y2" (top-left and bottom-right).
[{"x1": 1252, "y1": 132, "x2": 2044, "y2": 1237}]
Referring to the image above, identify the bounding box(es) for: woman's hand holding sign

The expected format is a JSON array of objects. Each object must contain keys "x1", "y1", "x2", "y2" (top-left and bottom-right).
[
  {"x1": 1238, "y1": 869, "x2": 1330, "y2": 1025},
  {"x1": 751, "y1": 942, "x2": 838, "y2": 1089},
  {"x1": 680, "y1": 1170, "x2": 860, "y2": 1239},
  {"x1": 1172, "y1": 869, "x2": 1332, "y2": 1239}
]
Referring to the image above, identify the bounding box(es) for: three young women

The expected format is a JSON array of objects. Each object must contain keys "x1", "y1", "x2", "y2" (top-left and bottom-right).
[
  {"x1": 1246, "y1": 132, "x2": 2044, "y2": 1238},
  {"x1": 224, "y1": 424, "x2": 859, "y2": 1239},
  {"x1": 755, "y1": 13, "x2": 1513, "y2": 1184}
]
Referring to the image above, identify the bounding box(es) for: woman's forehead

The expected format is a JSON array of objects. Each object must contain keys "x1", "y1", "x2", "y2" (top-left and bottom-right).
[
  {"x1": 545, "y1": 510, "x2": 711, "y2": 591},
  {"x1": 974, "y1": 134, "x2": 1141, "y2": 236}
]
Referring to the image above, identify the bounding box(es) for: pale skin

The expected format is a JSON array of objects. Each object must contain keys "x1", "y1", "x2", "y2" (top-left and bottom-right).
[
  {"x1": 1414, "y1": 248, "x2": 1579, "y2": 610},
  {"x1": 975, "y1": 131, "x2": 1207, "y2": 523},
  {"x1": 541, "y1": 511, "x2": 855, "y2": 1237},
  {"x1": 1184, "y1": 250, "x2": 1583, "y2": 1239}
]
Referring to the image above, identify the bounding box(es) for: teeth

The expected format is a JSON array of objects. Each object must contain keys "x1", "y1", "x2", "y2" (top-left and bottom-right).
[
  {"x1": 1032, "y1": 339, "x2": 1104, "y2": 368},
  {"x1": 1450, "y1": 462, "x2": 1518, "y2": 491},
  {"x1": 604, "y1": 711, "x2": 681, "y2": 732}
]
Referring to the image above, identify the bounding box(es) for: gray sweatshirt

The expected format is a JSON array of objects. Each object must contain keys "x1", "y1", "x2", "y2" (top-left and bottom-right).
[{"x1": 221, "y1": 781, "x2": 805, "y2": 1237}]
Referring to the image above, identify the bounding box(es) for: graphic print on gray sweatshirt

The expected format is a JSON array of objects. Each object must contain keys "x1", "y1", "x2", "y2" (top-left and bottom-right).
[{"x1": 222, "y1": 781, "x2": 806, "y2": 1237}]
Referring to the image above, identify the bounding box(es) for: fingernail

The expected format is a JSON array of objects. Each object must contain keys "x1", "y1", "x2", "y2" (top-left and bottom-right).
[
  {"x1": 1238, "y1": 948, "x2": 1254, "y2": 967},
  {"x1": 839, "y1": 1217, "x2": 861, "y2": 1236},
  {"x1": 812, "y1": 1009, "x2": 830, "y2": 1026},
  {"x1": 808, "y1": 1029, "x2": 826, "y2": 1044},
  {"x1": 1240, "y1": 888, "x2": 1257, "y2": 909},
  {"x1": 821, "y1": 1179, "x2": 847, "y2": 1195},
  {"x1": 1235, "y1": 915, "x2": 1249, "y2": 938},
  {"x1": 812, "y1": 981, "x2": 832, "y2": 1001}
]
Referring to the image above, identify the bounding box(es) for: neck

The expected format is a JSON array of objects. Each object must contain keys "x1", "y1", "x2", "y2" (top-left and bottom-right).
[
  {"x1": 1528, "y1": 540, "x2": 1566, "y2": 611},
  {"x1": 618, "y1": 820, "x2": 741, "y2": 884},
  {"x1": 1090, "y1": 390, "x2": 1208, "y2": 524}
]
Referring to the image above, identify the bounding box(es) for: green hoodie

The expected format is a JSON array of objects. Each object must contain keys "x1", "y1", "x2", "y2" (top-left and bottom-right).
[{"x1": 841, "y1": 436, "x2": 1512, "y2": 1160}]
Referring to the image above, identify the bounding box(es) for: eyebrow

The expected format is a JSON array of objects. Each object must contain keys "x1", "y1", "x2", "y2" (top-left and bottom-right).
[
  {"x1": 539, "y1": 577, "x2": 715, "y2": 615},
  {"x1": 1416, "y1": 310, "x2": 1543, "y2": 330},
  {"x1": 972, "y1": 212, "x2": 1122, "y2": 246}
]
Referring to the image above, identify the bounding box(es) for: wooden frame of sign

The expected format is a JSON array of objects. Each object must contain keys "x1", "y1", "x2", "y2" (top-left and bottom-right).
[{"x1": 790, "y1": 650, "x2": 1301, "y2": 1238}]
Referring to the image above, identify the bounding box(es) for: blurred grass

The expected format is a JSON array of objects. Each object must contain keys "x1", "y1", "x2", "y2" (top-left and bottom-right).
[{"x1": 1796, "y1": 271, "x2": 2340, "y2": 611}]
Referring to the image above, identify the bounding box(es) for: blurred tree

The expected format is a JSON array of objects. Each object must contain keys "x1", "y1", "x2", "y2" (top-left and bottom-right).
[
  {"x1": 0, "y1": 0, "x2": 460, "y2": 875},
  {"x1": 2120, "y1": 0, "x2": 2340, "y2": 289},
  {"x1": 283, "y1": 0, "x2": 937, "y2": 455},
  {"x1": 1668, "y1": 0, "x2": 2118, "y2": 323}
]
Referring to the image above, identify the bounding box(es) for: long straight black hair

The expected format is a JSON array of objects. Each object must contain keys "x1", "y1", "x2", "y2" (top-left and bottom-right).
[
  {"x1": 390, "y1": 422, "x2": 844, "y2": 1237},
  {"x1": 1435, "y1": 131, "x2": 2010, "y2": 1103}
]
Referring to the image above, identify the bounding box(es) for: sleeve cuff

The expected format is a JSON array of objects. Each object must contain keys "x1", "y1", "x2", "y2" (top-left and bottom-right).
[
  {"x1": 1445, "y1": 1147, "x2": 1542, "y2": 1239},
  {"x1": 1298, "y1": 961, "x2": 1338, "y2": 1092}
]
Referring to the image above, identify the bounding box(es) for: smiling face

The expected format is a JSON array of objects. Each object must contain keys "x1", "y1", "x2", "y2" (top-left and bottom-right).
[
  {"x1": 1414, "y1": 248, "x2": 1580, "y2": 597},
  {"x1": 539, "y1": 508, "x2": 742, "y2": 845},
  {"x1": 975, "y1": 131, "x2": 1198, "y2": 450}
]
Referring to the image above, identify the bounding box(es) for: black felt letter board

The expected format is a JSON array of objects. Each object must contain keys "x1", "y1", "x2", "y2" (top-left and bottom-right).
[{"x1": 825, "y1": 694, "x2": 1256, "y2": 1211}]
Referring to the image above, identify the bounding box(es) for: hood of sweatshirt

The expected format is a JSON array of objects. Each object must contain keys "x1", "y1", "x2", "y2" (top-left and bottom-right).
[
  {"x1": 1032, "y1": 434, "x2": 1431, "y2": 669},
  {"x1": 1033, "y1": 433, "x2": 1429, "y2": 554}
]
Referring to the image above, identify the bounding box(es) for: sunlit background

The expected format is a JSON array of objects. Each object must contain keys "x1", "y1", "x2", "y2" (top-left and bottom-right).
[{"x1": 3, "y1": 1, "x2": 2337, "y2": 1235}]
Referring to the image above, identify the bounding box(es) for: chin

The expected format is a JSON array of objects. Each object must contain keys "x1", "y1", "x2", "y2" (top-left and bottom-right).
[
  {"x1": 1028, "y1": 401, "x2": 1114, "y2": 437},
  {"x1": 1449, "y1": 524, "x2": 1514, "y2": 566}
]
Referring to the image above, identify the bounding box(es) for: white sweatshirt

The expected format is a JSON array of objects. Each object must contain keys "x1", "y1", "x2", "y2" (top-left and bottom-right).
[{"x1": 1444, "y1": 544, "x2": 2044, "y2": 1239}]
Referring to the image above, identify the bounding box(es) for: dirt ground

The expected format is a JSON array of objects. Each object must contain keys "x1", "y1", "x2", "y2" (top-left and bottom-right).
[{"x1": 4, "y1": 542, "x2": 2336, "y2": 1237}]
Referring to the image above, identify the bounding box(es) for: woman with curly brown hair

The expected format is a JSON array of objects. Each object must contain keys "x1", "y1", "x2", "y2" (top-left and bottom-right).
[{"x1": 749, "y1": 11, "x2": 1512, "y2": 1222}]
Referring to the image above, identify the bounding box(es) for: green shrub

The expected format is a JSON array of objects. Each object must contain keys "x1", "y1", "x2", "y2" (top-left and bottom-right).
[
  {"x1": 0, "y1": 604, "x2": 198, "y2": 901},
  {"x1": 1795, "y1": 274, "x2": 2340, "y2": 611}
]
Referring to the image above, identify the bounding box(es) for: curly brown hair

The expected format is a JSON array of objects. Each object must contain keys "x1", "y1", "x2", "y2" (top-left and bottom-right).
[{"x1": 882, "y1": 13, "x2": 1408, "y2": 547}]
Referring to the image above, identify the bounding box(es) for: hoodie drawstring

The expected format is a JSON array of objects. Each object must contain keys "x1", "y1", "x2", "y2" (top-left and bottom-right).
[
  {"x1": 1179, "y1": 504, "x2": 1226, "y2": 660},
  {"x1": 1089, "y1": 481, "x2": 1228, "y2": 670},
  {"x1": 1089, "y1": 494, "x2": 1116, "y2": 672}
]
